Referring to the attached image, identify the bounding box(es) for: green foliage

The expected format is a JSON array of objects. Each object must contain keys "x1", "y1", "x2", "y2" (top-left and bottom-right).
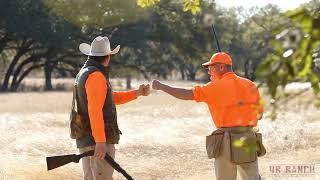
[
  {"x1": 230, "y1": 5, "x2": 285, "y2": 80},
  {"x1": 0, "y1": 0, "x2": 83, "y2": 91},
  {"x1": 137, "y1": 0, "x2": 160, "y2": 8},
  {"x1": 0, "y1": 0, "x2": 281, "y2": 91},
  {"x1": 2, "y1": 0, "x2": 312, "y2": 95},
  {"x1": 257, "y1": 1, "x2": 320, "y2": 99},
  {"x1": 137, "y1": 0, "x2": 201, "y2": 15},
  {"x1": 149, "y1": 0, "x2": 242, "y2": 80},
  {"x1": 258, "y1": 3, "x2": 320, "y2": 91},
  {"x1": 182, "y1": 0, "x2": 201, "y2": 15},
  {"x1": 44, "y1": 0, "x2": 150, "y2": 28}
]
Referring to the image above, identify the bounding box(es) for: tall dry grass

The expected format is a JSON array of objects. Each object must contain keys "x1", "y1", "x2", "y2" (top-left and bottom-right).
[{"x1": 0, "y1": 81, "x2": 319, "y2": 180}]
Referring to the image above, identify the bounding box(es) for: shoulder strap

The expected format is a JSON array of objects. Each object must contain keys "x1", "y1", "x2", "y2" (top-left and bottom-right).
[
  {"x1": 71, "y1": 82, "x2": 80, "y2": 113},
  {"x1": 74, "y1": 66, "x2": 104, "y2": 115},
  {"x1": 72, "y1": 71, "x2": 82, "y2": 114}
]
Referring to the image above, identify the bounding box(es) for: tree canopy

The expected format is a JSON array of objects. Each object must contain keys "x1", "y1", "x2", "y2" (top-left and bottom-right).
[
  {"x1": 0, "y1": 0, "x2": 319, "y2": 100},
  {"x1": 257, "y1": 1, "x2": 320, "y2": 102}
]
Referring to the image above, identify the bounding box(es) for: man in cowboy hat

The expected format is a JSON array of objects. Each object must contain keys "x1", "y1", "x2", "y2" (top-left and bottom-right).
[
  {"x1": 74, "y1": 36, "x2": 150, "y2": 180},
  {"x1": 152, "y1": 52, "x2": 264, "y2": 180}
]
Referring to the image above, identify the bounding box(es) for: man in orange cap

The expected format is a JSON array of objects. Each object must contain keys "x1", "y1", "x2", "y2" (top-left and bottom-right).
[{"x1": 152, "y1": 52, "x2": 264, "y2": 180}]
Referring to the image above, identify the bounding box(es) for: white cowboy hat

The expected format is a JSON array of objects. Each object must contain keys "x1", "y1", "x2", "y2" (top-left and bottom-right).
[{"x1": 79, "y1": 36, "x2": 120, "y2": 56}]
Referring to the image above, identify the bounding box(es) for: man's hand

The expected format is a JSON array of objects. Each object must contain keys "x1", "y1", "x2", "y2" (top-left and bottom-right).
[
  {"x1": 151, "y1": 80, "x2": 163, "y2": 90},
  {"x1": 137, "y1": 84, "x2": 150, "y2": 96},
  {"x1": 151, "y1": 79, "x2": 193, "y2": 100},
  {"x1": 94, "y1": 143, "x2": 107, "y2": 159}
]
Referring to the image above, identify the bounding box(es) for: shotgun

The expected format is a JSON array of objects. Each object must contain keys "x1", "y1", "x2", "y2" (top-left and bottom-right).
[
  {"x1": 211, "y1": 25, "x2": 221, "y2": 52},
  {"x1": 46, "y1": 150, "x2": 134, "y2": 180}
]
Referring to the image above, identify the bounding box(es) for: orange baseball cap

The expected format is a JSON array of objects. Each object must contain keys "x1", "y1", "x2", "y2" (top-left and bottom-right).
[{"x1": 202, "y1": 52, "x2": 233, "y2": 68}]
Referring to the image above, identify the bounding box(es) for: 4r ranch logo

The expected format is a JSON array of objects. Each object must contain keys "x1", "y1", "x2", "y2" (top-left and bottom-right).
[{"x1": 269, "y1": 164, "x2": 317, "y2": 176}]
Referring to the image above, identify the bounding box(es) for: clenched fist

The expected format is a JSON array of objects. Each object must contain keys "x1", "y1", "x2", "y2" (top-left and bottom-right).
[
  {"x1": 137, "y1": 84, "x2": 150, "y2": 96},
  {"x1": 151, "y1": 80, "x2": 163, "y2": 90}
]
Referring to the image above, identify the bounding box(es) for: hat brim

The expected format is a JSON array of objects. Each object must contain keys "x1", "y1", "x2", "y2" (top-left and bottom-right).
[
  {"x1": 202, "y1": 61, "x2": 232, "y2": 68},
  {"x1": 79, "y1": 43, "x2": 120, "y2": 56},
  {"x1": 202, "y1": 61, "x2": 213, "y2": 68}
]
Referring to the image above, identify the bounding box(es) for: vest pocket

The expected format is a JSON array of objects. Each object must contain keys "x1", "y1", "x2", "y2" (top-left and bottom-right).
[
  {"x1": 255, "y1": 132, "x2": 266, "y2": 157},
  {"x1": 229, "y1": 132, "x2": 257, "y2": 164},
  {"x1": 206, "y1": 130, "x2": 224, "y2": 159}
]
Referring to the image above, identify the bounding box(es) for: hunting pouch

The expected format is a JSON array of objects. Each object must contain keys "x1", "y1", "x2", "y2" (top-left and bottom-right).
[
  {"x1": 206, "y1": 130, "x2": 224, "y2": 159},
  {"x1": 70, "y1": 84, "x2": 88, "y2": 139},
  {"x1": 229, "y1": 131, "x2": 258, "y2": 164},
  {"x1": 255, "y1": 132, "x2": 266, "y2": 157},
  {"x1": 70, "y1": 109, "x2": 88, "y2": 139}
]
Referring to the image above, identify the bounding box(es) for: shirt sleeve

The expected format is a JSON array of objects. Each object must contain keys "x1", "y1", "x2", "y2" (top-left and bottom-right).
[
  {"x1": 85, "y1": 72, "x2": 107, "y2": 143},
  {"x1": 192, "y1": 82, "x2": 212, "y2": 103},
  {"x1": 112, "y1": 90, "x2": 138, "y2": 105}
]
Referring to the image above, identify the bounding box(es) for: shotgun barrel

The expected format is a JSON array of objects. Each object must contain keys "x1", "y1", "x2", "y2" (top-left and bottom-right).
[{"x1": 211, "y1": 25, "x2": 221, "y2": 52}]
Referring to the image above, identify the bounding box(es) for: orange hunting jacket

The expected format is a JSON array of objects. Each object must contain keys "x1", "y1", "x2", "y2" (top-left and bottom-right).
[
  {"x1": 193, "y1": 72, "x2": 263, "y2": 128},
  {"x1": 85, "y1": 72, "x2": 137, "y2": 143}
]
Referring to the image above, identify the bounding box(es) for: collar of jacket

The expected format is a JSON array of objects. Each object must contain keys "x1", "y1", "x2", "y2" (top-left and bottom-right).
[
  {"x1": 221, "y1": 72, "x2": 235, "y2": 79},
  {"x1": 83, "y1": 59, "x2": 110, "y2": 79}
]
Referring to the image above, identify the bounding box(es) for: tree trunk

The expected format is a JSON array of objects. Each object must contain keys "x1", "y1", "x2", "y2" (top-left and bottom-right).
[
  {"x1": 187, "y1": 72, "x2": 196, "y2": 81},
  {"x1": 43, "y1": 48, "x2": 61, "y2": 91},
  {"x1": 244, "y1": 59, "x2": 250, "y2": 79},
  {"x1": 186, "y1": 68, "x2": 196, "y2": 81},
  {"x1": 0, "y1": 34, "x2": 9, "y2": 54},
  {"x1": 44, "y1": 60, "x2": 53, "y2": 91},
  {"x1": 1, "y1": 50, "x2": 26, "y2": 92},
  {"x1": 250, "y1": 63, "x2": 257, "y2": 81},
  {"x1": 16, "y1": 64, "x2": 44, "y2": 90},
  {"x1": 10, "y1": 55, "x2": 42, "y2": 91},
  {"x1": 126, "y1": 74, "x2": 131, "y2": 90},
  {"x1": 1, "y1": 39, "x2": 32, "y2": 92},
  {"x1": 180, "y1": 68, "x2": 185, "y2": 80}
]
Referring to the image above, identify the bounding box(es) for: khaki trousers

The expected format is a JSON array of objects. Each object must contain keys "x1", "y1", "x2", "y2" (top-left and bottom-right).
[
  {"x1": 214, "y1": 132, "x2": 261, "y2": 180},
  {"x1": 79, "y1": 144, "x2": 116, "y2": 180}
]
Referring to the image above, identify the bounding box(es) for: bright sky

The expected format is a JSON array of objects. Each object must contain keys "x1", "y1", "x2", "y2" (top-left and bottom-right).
[{"x1": 215, "y1": 0, "x2": 310, "y2": 11}]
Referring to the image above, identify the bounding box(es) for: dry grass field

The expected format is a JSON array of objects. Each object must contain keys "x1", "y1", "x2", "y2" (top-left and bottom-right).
[{"x1": 0, "y1": 80, "x2": 319, "y2": 180}]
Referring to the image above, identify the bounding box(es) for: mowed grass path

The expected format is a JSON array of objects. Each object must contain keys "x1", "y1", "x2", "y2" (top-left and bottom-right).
[{"x1": 0, "y1": 83, "x2": 319, "y2": 179}]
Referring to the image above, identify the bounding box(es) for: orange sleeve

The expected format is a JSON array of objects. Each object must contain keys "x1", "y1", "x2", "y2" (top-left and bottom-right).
[
  {"x1": 192, "y1": 83, "x2": 212, "y2": 103},
  {"x1": 112, "y1": 90, "x2": 138, "y2": 105},
  {"x1": 85, "y1": 72, "x2": 107, "y2": 143}
]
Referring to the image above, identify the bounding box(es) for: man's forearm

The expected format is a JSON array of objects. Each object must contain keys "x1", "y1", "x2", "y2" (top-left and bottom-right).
[{"x1": 159, "y1": 83, "x2": 193, "y2": 100}]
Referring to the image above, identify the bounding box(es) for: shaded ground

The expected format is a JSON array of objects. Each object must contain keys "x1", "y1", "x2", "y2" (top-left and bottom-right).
[{"x1": 0, "y1": 82, "x2": 319, "y2": 179}]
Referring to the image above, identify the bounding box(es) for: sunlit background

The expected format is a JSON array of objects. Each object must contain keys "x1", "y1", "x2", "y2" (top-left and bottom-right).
[
  {"x1": 0, "y1": 0, "x2": 319, "y2": 179},
  {"x1": 215, "y1": 0, "x2": 308, "y2": 10}
]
